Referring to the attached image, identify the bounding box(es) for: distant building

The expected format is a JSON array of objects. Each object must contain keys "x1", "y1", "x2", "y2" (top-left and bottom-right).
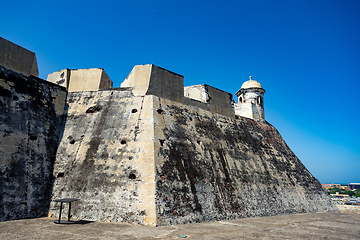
[
  {"x1": 330, "y1": 192, "x2": 349, "y2": 199},
  {"x1": 322, "y1": 184, "x2": 341, "y2": 190},
  {"x1": 344, "y1": 199, "x2": 360, "y2": 205},
  {"x1": 322, "y1": 183, "x2": 360, "y2": 191},
  {"x1": 349, "y1": 183, "x2": 360, "y2": 190}
]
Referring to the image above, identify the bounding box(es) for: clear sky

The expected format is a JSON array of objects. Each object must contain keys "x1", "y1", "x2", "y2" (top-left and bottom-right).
[{"x1": 2, "y1": 0, "x2": 359, "y2": 184}]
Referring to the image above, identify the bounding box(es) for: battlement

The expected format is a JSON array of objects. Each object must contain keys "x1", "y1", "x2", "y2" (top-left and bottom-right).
[
  {"x1": 47, "y1": 68, "x2": 113, "y2": 92},
  {"x1": 120, "y1": 64, "x2": 184, "y2": 102},
  {"x1": 120, "y1": 64, "x2": 235, "y2": 117},
  {"x1": 184, "y1": 84, "x2": 234, "y2": 117},
  {"x1": 47, "y1": 64, "x2": 235, "y2": 117},
  {"x1": 0, "y1": 37, "x2": 39, "y2": 77}
]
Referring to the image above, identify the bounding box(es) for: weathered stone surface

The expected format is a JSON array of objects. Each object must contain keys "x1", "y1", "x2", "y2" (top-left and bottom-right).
[
  {"x1": 49, "y1": 90, "x2": 337, "y2": 226},
  {"x1": 153, "y1": 97, "x2": 338, "y2": 225},
  {"x1": 0, "y1": 66, "x2": 66, "y2": 221},
  {"x1": 49, "y1": 91, "x2": 157, "y2": 225}
]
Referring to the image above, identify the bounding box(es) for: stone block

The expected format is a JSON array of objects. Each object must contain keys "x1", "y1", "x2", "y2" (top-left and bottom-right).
[
  {"x1": 121, "y1": 64, "x2": 184, "y2": 102},
  {"x1": 0, "y1": 37, "x2": 39, "y2": 77},
  {"x1": 47, "y1": 68, "x2": 113, "y2": 92}
]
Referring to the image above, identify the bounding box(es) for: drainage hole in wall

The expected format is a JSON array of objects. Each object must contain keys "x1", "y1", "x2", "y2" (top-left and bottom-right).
[
  {"x1": 189, "y1": 117, "x2": 193, "y2": 121},
  {"x1": 121, "y1": 140, "x2": 127, "y2": 145},
  {"x1": 157, "y1": 108, "x2": 164, "y2": 114},
  {"x1": 29, "y1": 134, "x2": 37, "y2": 140},
  {"x1": 131, "y1": 109, "x2": 138, "y2": 113},
  {"x1": 69, "y1": 140, "x2": 76, "y2": 144},
  {"x1": 129, "y1": 173, "x2": 136, "y2": 179},
  {"x1": 86, "y1": 105, "x2": 102, "y2": 113},
  {"x1": 57, "y1": 172, "x2": 64, "y2": 178},
  {"x1": 159, "y1": 139, "x2": 165, "y2": 146}
]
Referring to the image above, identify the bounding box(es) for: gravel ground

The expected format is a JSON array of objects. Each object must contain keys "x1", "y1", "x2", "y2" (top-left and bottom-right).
[{"x1": 337, "y1": 204, "x2": 360, "y2": 214}]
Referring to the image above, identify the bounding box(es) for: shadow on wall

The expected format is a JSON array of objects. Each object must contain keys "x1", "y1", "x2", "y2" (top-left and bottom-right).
[{"x1": 0, "y1": 65, "x2": 68, "y2": 221}]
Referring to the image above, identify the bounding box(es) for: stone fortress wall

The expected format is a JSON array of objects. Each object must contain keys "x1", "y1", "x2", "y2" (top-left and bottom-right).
[
  {"x1": 0, "y1": 65, "x2": 67, "y2": 221},
  {"x1": 0, "y1": 38, "x2": 338, "y2": 225}
]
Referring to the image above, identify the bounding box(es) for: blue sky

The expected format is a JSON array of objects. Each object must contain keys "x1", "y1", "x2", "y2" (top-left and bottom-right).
[{"x1": 2, "y1": 0, "x2": 359, "y2": 183}]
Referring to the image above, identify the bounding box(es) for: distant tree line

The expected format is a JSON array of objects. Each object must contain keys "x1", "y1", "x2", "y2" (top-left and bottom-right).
[{"x1": 326, "y1": 187, "x2": 360, "y2": 197}]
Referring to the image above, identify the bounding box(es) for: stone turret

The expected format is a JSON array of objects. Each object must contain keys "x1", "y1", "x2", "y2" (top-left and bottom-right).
[{"x1": 234, "y1": 76, "x2": 265, "y2": 121}]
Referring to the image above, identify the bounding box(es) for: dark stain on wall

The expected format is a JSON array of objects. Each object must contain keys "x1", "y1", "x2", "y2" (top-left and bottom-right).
[
  {"x1": 155, "y1": 99, "x2": 337, "y2": 225},
  {"x1": 49, "y1": 91, "x2": 149, "y2": 224},
  {"x1": 73, "y1": 95, "x2": 113, "y2": 192},
  {"x1": 0, "y1": 65, "x2": 67, "y2": 221}
]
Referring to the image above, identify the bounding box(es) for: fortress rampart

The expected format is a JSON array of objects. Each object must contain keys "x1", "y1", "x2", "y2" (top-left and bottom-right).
[{"x1": 0, "y1": 38, "x2": 338, "y2": 225}]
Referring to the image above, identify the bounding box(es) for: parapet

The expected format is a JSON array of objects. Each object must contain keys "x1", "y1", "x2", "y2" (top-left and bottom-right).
[
  {"x1": 120, "y1": 64, "x2": 235, "y2": 117},
  {"x1": 184, "y1": 84, "x2": 234, "y2": 117},
  {"x1": 0, "y1": 37, "x2": 39, "y2": 77},
  {"x1": 47, "y1": 68, "x2": 113, "y2": 92},
  {"x1": 47, "y1": 64, "x2": 235, "y2": 117},
  {"x1": 121, "y1": 64, "x2": 184, "y2": 102}
]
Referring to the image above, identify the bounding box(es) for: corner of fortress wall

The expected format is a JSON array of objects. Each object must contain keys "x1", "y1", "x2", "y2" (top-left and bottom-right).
[
  {"x1": 49, "y1": 91, "x2": 158, "y2": 225},
  {"x1": 48, "y1": 88, "x2": 337, "y2": 226}
]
